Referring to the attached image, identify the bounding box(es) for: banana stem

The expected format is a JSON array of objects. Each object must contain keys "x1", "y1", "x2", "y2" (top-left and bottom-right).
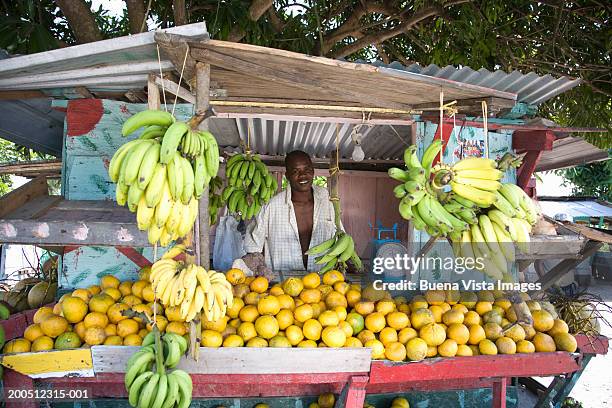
[{"x1": 153, "y1": 327, "x2": 165, "y2": 375}]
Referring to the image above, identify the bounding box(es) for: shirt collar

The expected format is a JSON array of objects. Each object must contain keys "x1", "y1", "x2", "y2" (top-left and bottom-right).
[{"x1": 285, "y1": 185, "x2": 326, "y2": 204}]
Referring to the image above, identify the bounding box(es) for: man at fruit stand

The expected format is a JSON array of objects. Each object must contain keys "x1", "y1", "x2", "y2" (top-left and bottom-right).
[{"x1": 240, "y1": 150, "x2": 340, "y2": 278}]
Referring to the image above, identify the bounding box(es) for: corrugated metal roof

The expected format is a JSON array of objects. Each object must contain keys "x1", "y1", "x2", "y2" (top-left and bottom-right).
[
  {"x1": 364, "y1": 61, "x2": 582, "y2": 105},
  {"x1": 540, "y1": 200, "x2": 612, "y2": 219},
  {"x1": 536, "y1": 136, "x2": 609, "y2": 171}
]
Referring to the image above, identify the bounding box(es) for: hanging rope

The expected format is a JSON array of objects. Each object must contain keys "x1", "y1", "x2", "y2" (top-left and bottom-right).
[
  {"x1": 439, "y1": 90, "x2": 444, "y2": 163},
  {"x1": 156, "y1": 44, "x2": 168, "y2": 112},
  {"x1": 245, "y1": 120, "x2": 252, "y2": 155},
  {"x1": 151, "y1": 243, "x2": 158, "y2": 328},
  {"x1": 172, "y1": 45, "x2": 190, "y2": 117},
  {"x1": 329, "y1": 123, "x2": 341, "y2": 202},
  {"x1": 482, "y1": 101, "x2": 489, "y2": 159}
]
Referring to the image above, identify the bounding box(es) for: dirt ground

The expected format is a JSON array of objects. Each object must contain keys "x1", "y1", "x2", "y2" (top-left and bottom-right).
[{"x1": 518, "y1": 278, "x2": 612, "y2": 407}]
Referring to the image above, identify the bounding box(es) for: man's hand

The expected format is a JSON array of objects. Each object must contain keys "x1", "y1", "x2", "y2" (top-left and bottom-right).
[{"x1": 242, "y1": 253, "x2": 274, "y2": 280}]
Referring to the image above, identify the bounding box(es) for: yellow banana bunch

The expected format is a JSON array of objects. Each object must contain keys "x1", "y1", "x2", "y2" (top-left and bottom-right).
[
  {"x1": 221, "y1": 152, "x2": 278, "y2": 221},
  {"x1": 110, "y1": 109, "x2": 222, "y2": 246}
]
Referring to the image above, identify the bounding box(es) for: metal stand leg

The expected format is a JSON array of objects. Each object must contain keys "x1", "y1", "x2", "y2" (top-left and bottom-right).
[
  {"x1": 492, "y1": 377, "x2": 507, "y2": 408},
  {"x1": 535, "y1": 354, "x2": 593, "y2": 408},
  {"x1": 336, "y1": 375, "x2": 369, "y2": 408}
]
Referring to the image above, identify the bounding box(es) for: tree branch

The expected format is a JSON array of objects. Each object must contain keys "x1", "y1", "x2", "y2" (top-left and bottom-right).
[
  {"x1": 55, "y1": 0, "x2": 103, "y2": 43},
  {"x1": 173, "y1": 0, "x2": 187, "y2": 26},
  {"x1": 227, "y1": 0, "x2": 274, "y2": 42},
  {"x1": 268, "y1": 7, "x2": 286, "y2": 33},
  {"x1": 125, "y1": 0, "x2": 146, "y2": 34}
]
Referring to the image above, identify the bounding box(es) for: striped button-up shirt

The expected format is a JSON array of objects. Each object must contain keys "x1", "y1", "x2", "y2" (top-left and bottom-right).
[{"x1": 244, "y1": 185, "x2": 339, "y2": 272}]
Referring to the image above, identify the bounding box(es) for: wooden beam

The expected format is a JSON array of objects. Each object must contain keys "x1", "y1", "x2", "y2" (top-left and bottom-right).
[
  {"x1": 517, "y1": 150, "x2": 543, "y2": 191},
  {"x1": 196, "y1": 61, "x2": 211, "y2": 270},
  {"x1": 147, "y1": 74, "x2": 161, "y2": 110},
  {"x1": 512, "y1": 130, "x2": 555, "y2": 151},
  {"x1": 412, "y1": 97, "x2": 515, "y2": 114},
  {"x1": 0, "y1": 176, "x2": 48, "y2": 219},
  {"x1": 0, "y1": 90, "x2": 46, "y2": 100},
  {"x1": 0, "y1": 160, "x2": 61, "y2": 176},
  {"x1": 154, "y1": 76, "x2": 195, "y2": 104}
]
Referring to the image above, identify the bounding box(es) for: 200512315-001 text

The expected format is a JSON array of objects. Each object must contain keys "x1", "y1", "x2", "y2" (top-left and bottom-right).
[{"x1": 5, "y1": 388, "x2": 90, "y2": 400}]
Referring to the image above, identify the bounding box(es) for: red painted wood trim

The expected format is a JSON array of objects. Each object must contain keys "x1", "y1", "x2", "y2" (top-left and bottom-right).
[
  {"x1": 63, "y1": 245, "x2": 81, "y2": 254},
  {"x1": 116, "y1": 247, "x2": 152, "y2": 268},
  {"x1": 492, "y1": 378, "x2": 507, "y2": 408},
  {"x1": 575, "y1": 334, "x2": 609, "y2": 355},
  {"x1": 516, "y1": 150, "x2": 542, "y2": 191},
  {"x1": 345, "y1": 375, "x2": 369, "y2": 408},
  {"x1": 3, "y1": 368, "x2": 37, "y2": 408},
  {"x1": 66, "y1": 99, "x2": 104, "y2": 137},
  {"x1": 512, "y1": 130, "x2": 555, "y2": 151},
  {"x1": 368, "y1": 352, "x2": 580, "y2": 384},
  {"x1": 367, "y1": 378, "x2": 496, "y2": 394},
  {"x1": 431, "y1": 122, "x2": 455, "y2": 167}
]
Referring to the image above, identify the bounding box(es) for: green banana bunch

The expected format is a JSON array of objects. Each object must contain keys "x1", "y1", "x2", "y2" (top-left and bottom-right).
[
  {"x1": 306, "y1": 231, "x2": 362, "y2": 273},
  {"x1": 222, "y1": 152, "x2": 277, "y2": 221},
  {"x1": 208, "y1": 176, "x2": 225, "y2": 226}
]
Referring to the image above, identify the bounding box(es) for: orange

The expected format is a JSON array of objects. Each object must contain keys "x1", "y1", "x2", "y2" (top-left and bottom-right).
[
  {"x1": 258, "y1": 296, "x2": 281, "y2": 316},
  {"x1": 122, "y1": 295, "x2": 142, "y2": 307},
  {"x1": 24, "y1": 324, "x2": 45, "y2": 342},
  {"x1": 244, "y1": 292, "x2": 262, "y2": 306},
  {"x1": 322, "y1": 270, "x2": 344, "y2": 286},
  {"x1": 344, "y1": 337, "x2": 363, "y2": 348},
  {"x1": 165, "y1": 306, "x2": 184, "y2": 322},
  {"x1": 311, "y1": 303, "x2": 323, "y2": 319},
  {"x1": 233, "y1": 283, "x2": 250, "y2": 299},
  {"x1": 429, "y1": 305, "x2": 444, "y2": 323},
  {"x1": 100, "y1": 275, "x2": 120, "y2": 289},
  {"x1": 33, "y1": 307, "x2": 54, "y2": 324},
  {"x1": 89, "y1": 294, "x2": 115, "y2": 313},
  {"x1": 250, "y1": 276, "x2": 269, "y2": 293},
  {"x1": 319, "y1": 310, "x2": 340, "y2": 327},
  {"x1": 84, "y1": 326, "x2": 107, "y2": 345},
  {"x1": 419, "y1": 323, "x2": 446, "y2": 347},
  {"x1": 166, "y1": 322, "x2": 188, "y2": 336},
  {"x1": 548, "y1": 319, "x2": 569, "y2": 336},
  {"x1": 61, "y1": 296, "x2": 88, "y2": 323},
  {"x1": 338, "y1": 321, "x2": 353, "y2": 337},
  {"x1": 318, "y1": 284, "x2": 333, "y2": 298},
  {"x1": 496, "y1": 337, "x2": 516, "y2": 354},
  {"x1": 483, "y1": 323, "x2": 503, "y2": 341},
  {"x1": 325, "y1": 291, "x2": 347, "y2": 309},
  {"x1": 72, "y1": 288, "x2": 92, "y2": 303},
  {"x1": 446, "y1": 290, "x2": 461, "y2": 305},
  {"x1": 131, "y1": 280, "x2": 148, "y2": 298},
  {"x1": 516, "y1": 340, "x2": 535, "y2": 353},
  {"x1": 303, "y1": 319, "x2": 323, "y2": 341},
  {"x1": 239, "y1": 305, "x2": 260, "y2": 323},
  {"x1": 74, "y1": 321, "x2": 87, "y2": 339},
  {"x1": 226, "y1": 297, "x2": 245, "y2": 319},
  {"x1": 84, "y1": 312, "x2": 109, "y2": 329},
  {"x1": 276, "y1": 309, "x2": 294, "y2": 330},
  {"x1": 3, "y1": 338, "x2": 31, "y2": 353},
  {"x1": 346, "y1": 290, "x2": 361, "y2": 307},
  {"x1": 55, "y1": 332, "x2": 82, "y2": 349},
  {"x1": 138, "y1": 266, "x2": 151, "y2": 281},
  {"x1": 463, "y1": 311, "x2": 481, "y2": 326},
  {"x1": 411, "y1": 308, "x2": 435, "y2": 330},
  {"x1": 439, "y1": 303, "x2": 451, "y2": 313},
  {"x1": 447, "y1": 323, "x2": 470, "y2": 345},
  {"x1": 333, "y1": 306, "x2": 347, "y2": 321},
  {"x1": 269, "y1": 285, "x2": 284, "y2": 296},
  {"x1": 286, "y1": 325, "x2": 304, "y2": 345},
  {"x1": 533, "y1": 332, "x2": 556, "y2": 352},
  {"x1": 425, "y1": 290, "x2": 446, "y2": 305},
  {"x1": 438, "y1": 339, "x2": 458, "y2": 357},
  {"x1": 379, "y1": 327, "x2": 398, "y2": 345},
  {"x1": 300, "y1": 288, "x2": 322, "y2": 304},
  {"x1": 294, "y1": 304, "x2": 314, "y2": 323},
  {"x1": 104, "y1": 335, "x2": 123, "y2": 345},
  {"x1": 494, "y1": 298, "x2": 512, "y2": 311},
  {"x1": 398, "y1": 327, "x2": 418, "y2": 344},
  {"x1": 504, "y1": 324, "x2": 526, "y2": 342},
  {"x1": 318, "y1": 393, "x2": 336, "y2": 408},
  {"x1": 202, "y1": 317, "x2": 228, "y2": 333},
  {"x1": 455, "y1": 344, "x2": 472, "y2": 357},
  {"x1": 459, "y1": 292, "x2": 478, "y2": 309},
  {"x1": 376, "y1": 300, "x2": 396, "y2": 315},
  {"x1": 405, "y1": 338, "x2": 428, "y2": 361},
  {"x1": 107, "y1": 303, "x2": 130, "y2": 324},
  {"x1": 146, "y1": 315, "x2": 168, "y2": 332},
  {"x1": 475, "y1": 301, "x2": 493, "y2": 316},
  {"x1": 201, "y1": 330, "x2": 224, "y2": 347},
  {"x1": 384, "y1": 341, "x2": 407, "y2": 361},
  {"x1": 247, "y1": 337, "x2": 268, "y2": 347},
  {"x1": 451, "y1": 304, "x2": 469, "y2": 314},
  {"x1": 40, "y1": 315, "x2": 68, "y2": 338},
  {"x1": 277, "y1": 294, "x2": 295, "y2": 311},
  {"x1": 357, "y1": 329, "x2": 376, "y2": 345},
  {"x1": 255, "y1": 315, "x2": 279, "y2": 339},
  {"x1": 365, "y1": 339, "x2": 385, "y2": 359},
  {"x1": 269, "y1": 335, "x2": 292, "y2": 348},
  {"x1": 102, "y1": 288, "x2": 122, "y2": 302},
  {"x1": 442, "y1": 310, "x2": 464, "y2": 325},
  {"x1": 105, "y1": 324, "x2": 117, "y2": 336},
  {"x1": 88, "y1": 285, "x2": 101, "y2": 295},
  {"x1": 364, "y1": 312, "x2": 386, "y2": 333},
  {"x1": 354, "y1": 301, "x2": 375, "y2": 316},
  {"x1": 282, "y1": 277, "x2": 304, "y2": 297},
  {"x1": 333, "y1": 281, "x2": 350, "y2": 296},
  {"x1": 410, "y1": 295, "x2": 429, "y2": 312},
  {"x1": 479, "y1": 339, "x2": 498, "y2": 355},
  {"x1": 532, "y1": 310, "x2": 555, "y2": 332},
  {"x1": 302, "y1": 272, "x2": 321, "y2": 289},
  {"x1": 237, "y1": 322, "x2": 258, "y2": 342},
  {"x1": 483, "y1": 311, "x2": 503, "y2": 325},
  {"x1": 117, "y1": 318, "x2": 139, "y2": 337},
  {"x1": 118, "y1": 281, "x2": 133, "y2": 297},
  {"x1": 141, "y1": 285, "x2": 155, "y2": 303},
  {"x1": 468, "y1": 324, "x2": 486, "y2": 345},
  {"x1": 225, "y1": 268, "x2": 246, "y2": 285},
  {"x1": 123, "y1": 334, "x2": 143, "y2": 346},
  {"x1": 298, "y1": 340, "x2": 317, "y2": 348},
  {"x1": 346, "y1": 312, "x2": 365, "y2": 335},
  {"x1": 222, "y1": 334, "x2": 243, "y2": 347}
]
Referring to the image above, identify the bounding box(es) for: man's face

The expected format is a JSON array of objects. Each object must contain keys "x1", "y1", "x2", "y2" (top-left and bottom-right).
[{"x1": 286, "y1": 155, "x2": 314, "y2": 193}]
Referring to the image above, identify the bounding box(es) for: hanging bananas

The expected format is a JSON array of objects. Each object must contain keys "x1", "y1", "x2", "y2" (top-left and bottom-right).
[
  {"x1": 110, "y1": 109, "x2": 221, "y2": 246},
  {"x1": 208, "y1": 176, "x2": 225, "y2": 226},
  {"x1": 221, "y1": 152, "x2": 278, "y2": 221},
  {"x1": 306, "y1": 231, "x2": 362, "y2": 273},
  {"x1": 124, "y1": 329, "x2": 193, "y2": 408},
  {"x1": 149, "y1": 251, "x2": 234, "y2": 323}
]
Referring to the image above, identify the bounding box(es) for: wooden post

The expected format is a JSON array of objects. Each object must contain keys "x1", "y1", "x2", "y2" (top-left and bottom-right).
[
  {"x1": 492, "y1": 377, "x2": 507, "y2": 408},
  {"x1": 147, "y1": 74, "x2": 161, "y2": 110},
  {"x1": 328, "y1": 149, "x2": 342, "y2": 232},
  {"x1": 196, "y1": 62, "x2": 211, "y2": 269}
]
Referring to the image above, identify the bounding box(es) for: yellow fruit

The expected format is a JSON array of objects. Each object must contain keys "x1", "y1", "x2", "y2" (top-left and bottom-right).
[
  {"x1": 84, "y1": 326, "x2": 106, "y2": 345},
  {"x1": 297, "y1": 339, "x2": 317, "y2": 348},
  {"x1": 4, "y1": 338, "x2": 31, "y2": 353},
  {"x1": 318, "y1": 284, "x2": 333, "y2": 298},
  {"x1": 233, "y1": 283, "x2": 250, "y2": 298},
  {"x1": 469, "y1": 345, "x2": 480, "y2": 355},
  {"x1": 89, "y1": 294, "x2": 115, "y2": 313},
  {"x1": 24, "y1": 324, "x2": 45, "y2": 342},
  {"x1": 318, "y1": 310, "x2": 340, "y2": 327},
  {"x1": 385, "y1": 341, "x2": 407, "y2": 361},
  {"x1": 277, "y1": 294, "x2": 295, "y2": 311},
  {"x1": 553, "y1": 333, "x2": 577, "y2": 352},
  {"x1": 132, "y1": 304, "x2": 152, "y2": 324},
  {"x1": 504, "y1": 324, "x2": 526, "y2": 342},
  {"x1": 479, "y1": 339, "x2": 498, "y2": 355},
  {"x1": 346, "y1": 289, "x2": 361, "y2": 307},
  {"x1": 104, "y1": 335, "x2": 123, "y2": 345},
  {"x1": 311, "y1": 303, "x2": 323, "y2": 319},
  {"x1": 447, "y1": 323, "x2": 470, "y2": 345},
  {"x1": 425, "y1": 290, "x2": 445, "y2": 305},
  {"x1": 438, "y1": 339, "x2": 458, "y2": 357},
  {"x1": 302, "y1": 272, "x2": 321, "y2": 289},
  {"x1": 244, "y1": 292, "x2": 261, "y2": 306},
  {"x1": 84, "y1": 312, "x2": 109, "y2": 329},
  {"x1": 365, "y1": 312, "x2": 386, "y2": 333},
  {"x1": 72, "y1": 288, "x2": 92, "y2": 303},
  {"x1": 445, "y1": 290, "x2": 460, "y2": 305},
  {"x1": 294, "y1": 304, "x2": 314, "y2": 323},
  {"x1": 426, "y1": 345, "x2": 438, "y2": 357},
  {"x1": 269, "y1": 335, "x2": 292, "y2": 347},
  {"x1": 322, "y1": 270, "x2": 344, "y2": 286},
  {"x1": 40, "y1": 315, "x2": 69, "y2": 338},
  {"x1": 282, "y1": 277, "x2": 304, "y2": 297},
  {"x1": 467, "y1": 325, "x2": 486, "y2": 346},
  {"x1": 376, "y1": 300, "x2": 396, "y2": 315},
  {"x1": 202, "y1": 317, "x2": 228, "y2": 332},
  {"x1": 494, "y1": 298, "x2": 512, "y2": 311},
  {"x1": 88, "y1": 285, "x2": 101, "y2": 295},
  {"x1": 117, "y1": 318, "x2": 139, "y2": 337},
  {"x1": 419, "y1": 323, "x2": 446, "y2": 347},
  {"x1": 221, "y1": 326, "x2": 237, "y2": 339},
  {"x1": 225, "y1": 268, "x2": 246, "y2": 285},
  {"x1": 138, "y1": 266, "x2": 151, "y2": 281},
  {"x1": 521, "y1": 324, "x2": 537, "y2": 340},
  {"x1": 318, "y1": 392, "x2": 336, "y2": 408},
  {"x1": 258, "y1": 296, "x2": 281, "y2": 316},
  {"x1": 456, "y1": 344, "x2": 473, "y2": 356},
  {"x1": 442, "y1": 310, "x2": 464, "y2": 325},
  {"x1": 405, "y1": 338, "x2": 428, "y2": 361},
  {"x1": 410, "y1": 295, "x2": 428, "y2": 312},
  {"x1": 391, "y1": 397, "x2": 410, "y2": 408},
  {"x1": 451, "y1": 304, "x2": 468, "y2": 314},
  {"x1": 239, "y1": 305, "x2": 260, "y2": 323},
  {"x1": 223, "y1": 334, "x2": 244, "y2": 347},
  {"x1": 286, "y1": 325, "x2": 304, "y2": 345},
  {"x1": 532, "y1": 310, "x2": 555, "y2": 332},
  {"x1": 334, "y1": 306, "x2": 347, "y2": 321},
  {"x1": 166, "y1": 321, "x2": 187, "y2": 336},
  {"x1": 483, "y1": 311, "x2": 502, "y2": 325},
  {"x1": 31, "y1": 336, "x2": 54, "y2": 351},
  {"x1": 459, "y1": 292, "x2": 478, "y2": 309},
  {"x1": 51, "y1": 331, "x2": 80, "y2": 350},
  {"x1": 140, "y1": 285, "x2": 155, "y2": 303},
  {"x1": 201, "y1": 330, "x2": 223, "y2": 347},
  {"x1": 376, "y1": 327, "x2": 395, "y2": 345},
  {"x1": 106, "y1": 303, "x2": 129, "y2": 324},
  {"x1": 226, "y1": 298, "x2": 244, "y2": 319},
  {"x1": 99, "y1": 275, "x2": 120, "y2": 290},
  {"x1": 357, "y1": 330, "x2": 376, "y2": 345},
  {"x1": 102, "y1": 288, "x2": 122, "y2": 302},
  {"x1": 250, "y1": 276, "x2": 269, "y2": 294},
  {"x1": 300, "y1": 288, "x2": 322, "y2": 304},
  {"x1": 429, "y1": 305, "x2": 444, "y2": 323},
  {"x1": 411, "y1": 309, "x2": 435, "y2": 330},
  {"x1": 463, "y1": 311, "x2": 481, "y2": 326},
  {"x1": 483, "y1": 323, "x2": 503, "y2": 341},
  {"x1": 60, "y1": 296, "x2": 87, "y2": 324},
  {"x1": 33, "y1": 307, "x2": 54, "y2": 324},
  {"x1": 131, "y1": 280, "x2": 148, "y2": 298},
  {"x1": 269, "y1": 285, "x2": 284, "y2": 296},
  {"x1": 139, "y1": 328, "x2": 149, "y2": 338},
  {"x1": 354, "y1": 301, "x2": 375, "y2": 316},
  {"x1": 548, "y1": 319, "x2": 569, "y2": 336},
  {"x1": 398, "y1": 327, "x2": 418, "y2": 344},
  {"x1": 325, "y1": 291, "x2": 347, "y2": 309},
  {"x1": 365, "y1": 339, "x2": 386, "y2": 359},
  {"x1": 303, "y1": 319, "x2": 323, "y2": 341},
  {"x1": 146, "y1": 315, "x2": 168, "y2": 332},
  {"x1": 338, "y1": 321, "x2": 353, "y2": 337},
  {"x1": 495, "y1": 337, "x2": 516, "y2": 354},
  {"x1": 123, "y1": 334, "x2": 143, "y2": 346},
  {"x1": 276, "y1": 309, "x2": 294, "y2": 330},
  {"x1": 73, "y1": 321, "x2": 87, "y2": 339},
  {"x1": 105, "y1": 324, "x2": 117, "y2": 336},
  {"x1": 247, "y1": 337, "x2": 268, "y2": 347},
  {"x1": 237, "y1": 322, "x2": 257, "y2": 342},
  {"x1": 439, "y1": 303, "x2": 451, "y2": 313},
  {"x1": 516, "y1": 340, "x2": 535, "y2": 353},
  {"x1": 118, "y1": 281, "x2": 133, "y2": 297},
  {"x1": 255, "y1": 315, "x2": 279, "y2": 339},
  {"x1": 475, "y1": 301, "x2": 493, "y2": 316},
  {"x1": 344, "y1": 336, "x2": 363, "y2": 347}
]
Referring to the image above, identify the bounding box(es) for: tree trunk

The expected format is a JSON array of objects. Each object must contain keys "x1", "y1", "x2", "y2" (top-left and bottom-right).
[
  {"x1": 227, "y1": 0, "x2": 273, "y2": 42},
  {"x1": 55, "y1": 0, "x2": 103, "y2": 44},
  {"x1": 125, "y1": 0, "x2": 147, "y2": 34},
  {"x1": 173, "y1": 0, "x2": 187, "y2": 26}
]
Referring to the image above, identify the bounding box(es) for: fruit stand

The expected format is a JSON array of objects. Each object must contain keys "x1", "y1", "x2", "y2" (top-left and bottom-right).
[{"x1": 0, "y1": 22, "x2": 609, "y2": 408}]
